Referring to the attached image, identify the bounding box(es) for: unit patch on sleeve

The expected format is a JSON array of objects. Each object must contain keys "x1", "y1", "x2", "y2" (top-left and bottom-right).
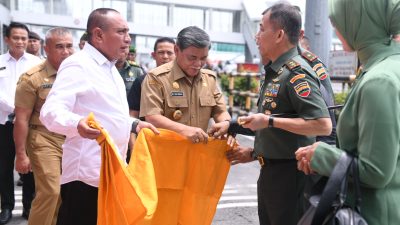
[{"x1": 294, "y1": 81, "x2": 311, "y2": 97}]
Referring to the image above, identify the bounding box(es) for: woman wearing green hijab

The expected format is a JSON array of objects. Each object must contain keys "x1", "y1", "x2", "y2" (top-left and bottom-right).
[{"x1": 295, "y1": 0, "x2": 400, "y2": 224}]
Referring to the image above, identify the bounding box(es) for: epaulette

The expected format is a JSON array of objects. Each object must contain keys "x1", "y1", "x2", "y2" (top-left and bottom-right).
[
  {"x1": 25, "y1": 63, "x2": 45, "y2": 76},
  {"x1": 151, "y1": 63, "x2": 172, "y2": 77},
  {"x1": 285, "y1": 59, "x2": 301, "y2": 71},
  {"x1": 201, "y1": 68, "x2": 217, "y2": 77},
  {"x1": 301, "y1": 50, "x2": 318, "y2": 63},
  {"x1": 127, "y1": 60, "x2": 141, "y2": 68}
]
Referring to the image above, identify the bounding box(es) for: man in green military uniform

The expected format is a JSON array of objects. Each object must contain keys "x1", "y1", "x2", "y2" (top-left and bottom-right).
[
  {"x1": 115, "y1": 46, "x2": 144, "y2": 94},
  {"x1": 14, "y1": 27, "x2": 73, "y2": 225},
  {"x1": 210, "y1": 3, "x2": 332, "y2": 225}
]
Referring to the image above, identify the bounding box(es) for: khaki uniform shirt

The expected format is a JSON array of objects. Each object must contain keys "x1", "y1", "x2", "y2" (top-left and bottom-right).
[
  {"x1": 15, "y1": 60, "x2": 64, "y2": 138},
  {"x1": 140, "y1": 60, "x2": 226, "y2": 131}
]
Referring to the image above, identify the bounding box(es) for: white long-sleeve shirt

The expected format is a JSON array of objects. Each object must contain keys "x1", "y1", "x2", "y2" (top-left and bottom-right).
[
  {"x1": 40, "y1": 43, "x2": 136, "y2": 187},
  {"x1": 0, "y1": 51, "x2": 41, "y2": 124}
]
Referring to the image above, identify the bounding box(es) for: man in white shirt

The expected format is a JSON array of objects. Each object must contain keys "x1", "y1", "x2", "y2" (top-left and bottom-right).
[
  {"x1": 0, "y1": 22, "x2": 41, "y2": 224},
  {"x1": 40, "y1": 8, "x2": 158, "y2": 225}
]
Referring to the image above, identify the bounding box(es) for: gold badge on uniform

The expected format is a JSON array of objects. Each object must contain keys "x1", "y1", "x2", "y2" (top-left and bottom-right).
[
  {"x1": 44, "y1": 78, "x2": 49, "y2": 82},
  {"x1": 271, "y1": 102, "x2": 277, "y2": 109},
  {"x1": 173, "y1": 109, "x2": 183, "y2": 120},
  {"x1": 172, "y1": 82, "x2": 180, "y2": 89},
  {"x1": 264, "y1": 110, "x2": 271, "y2": 115},
  {"x1": 277, "y1": 68, "x2": 283, "y2": 75},
  {"x1": 202, "y1": 82, "x2": 207, "y2": 87},
  {"x1": 129, "y1": 71, "x2": 133, "y2": 77}
]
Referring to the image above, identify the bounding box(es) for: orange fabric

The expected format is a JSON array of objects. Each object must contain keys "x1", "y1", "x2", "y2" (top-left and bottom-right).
[
  {"x1": 130, "y1": 128, "x2": 231, "y2": 225},
  {"x1": 88, "y1": 113, "x2": 230, "y2": 225},
  {"x1": 88, "y1": 113, "x2": 156, "y2": 225}
]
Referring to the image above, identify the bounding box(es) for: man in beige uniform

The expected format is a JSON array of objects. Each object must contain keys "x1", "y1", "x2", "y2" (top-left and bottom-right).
[
  {"x1": 14, "y1": 27, "x2": 74, "y2": 225},
  {"x1": 140, "y1": 26, "x2": 231, "y2": 143}
]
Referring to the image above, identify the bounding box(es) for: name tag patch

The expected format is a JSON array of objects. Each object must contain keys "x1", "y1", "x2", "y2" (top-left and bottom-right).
[{"x1": 171, "y1": 92, "x2": 184, "y2": 97}]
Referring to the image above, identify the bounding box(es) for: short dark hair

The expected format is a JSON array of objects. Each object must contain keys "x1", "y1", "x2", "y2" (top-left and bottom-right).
[
  {"x1": 153, "y1": 37, "x2": 175, "y2": 52},
  {"x1": 176, "y1": 26, "x2": 210, "y2": 50},
  {"x1": 263, "y1": 3, "x2": 302, "y2": 45},
  {"x1": 86, "y1": 8, "x2": 119, "y2": 42},
  {"x1": 6, "y1": 22, "x2": 29, "y2": 38}
]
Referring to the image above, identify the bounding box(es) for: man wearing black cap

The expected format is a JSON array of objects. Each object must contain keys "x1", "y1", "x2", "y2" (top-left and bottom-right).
[{"x1": 27, "y1": 32, "x2": 45, "y2": 59}]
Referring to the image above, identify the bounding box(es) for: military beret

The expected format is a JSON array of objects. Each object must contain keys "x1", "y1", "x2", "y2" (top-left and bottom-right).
[
  {"x1": 28, "y1": 31, "x2": 41, "y2": 41},
  {"x1": 129, "y1": 45, "x2": 136, "y2": 53}
]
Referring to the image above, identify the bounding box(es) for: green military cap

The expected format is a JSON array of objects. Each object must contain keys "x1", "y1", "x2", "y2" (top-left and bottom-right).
[
  {"x1": 29, "y1": 31, "x2": 41, "y2": 41},
  {"x1": 129, "y1": 45, "x2": 136, "y2": 53}
]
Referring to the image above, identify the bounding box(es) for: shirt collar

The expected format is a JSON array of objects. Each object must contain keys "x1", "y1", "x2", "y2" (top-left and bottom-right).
[
  {"x1": 44, "y1": 60, "x2": 57, "y2": 78},
  {"x1": 171, "y1": 60, "x2": 203, "y2": 82},
  {"x1": 5, "y1": 51, "x2": 30, "y2": 62},
  {"x1": 83, "y1": 43, "x2": 115, "y2": 68},
  {"x1": 269, "y1": 47, "x2": 298, "y2": 73}
]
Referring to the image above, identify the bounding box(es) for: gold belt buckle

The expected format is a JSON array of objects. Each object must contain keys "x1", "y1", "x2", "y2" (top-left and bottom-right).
[{"x1": 257, "y1": 156, "x2": 265, "y2": 167}]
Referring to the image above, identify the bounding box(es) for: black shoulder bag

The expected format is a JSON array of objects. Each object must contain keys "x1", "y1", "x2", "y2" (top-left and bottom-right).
[{"x1": 298, "y1": 152, "x2": 368, "y2": 225}]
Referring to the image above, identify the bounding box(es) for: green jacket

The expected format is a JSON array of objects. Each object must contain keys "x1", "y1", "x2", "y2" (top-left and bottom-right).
[
  {"x1": 118, "y1": 61, "x2": 144, "y2": 94},
  {"x1": 312, "y1": 1, "x2": 400, "y2": 224}
]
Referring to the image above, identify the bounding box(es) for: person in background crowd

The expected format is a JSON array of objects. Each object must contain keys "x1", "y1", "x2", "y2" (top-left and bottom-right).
[
  {"x1": 14, "y1": 27, "x2": 74, "y2": 225},
  {"x1": 78, "y1": 32, "x2": 88, "y2": 50},
  {"x1": 299, "y1": 35, "x2": 311, "y2": 51},
  {"x1": 27, "y1": 32, "x2": 45, "y2": 60},
  {"x1": 128, "y1": 37, "x2": 176, "y2": 119},
  {"x1": 39, "y1": 8, "x2": 158, "y2": 225},
  {"x1": 116, "y1": 47, "x2": 144, "y2": 95},
  {"x1": 0, "y1": 22, "x2": 41, "y2": 225},
  {"x1": 210, "y1": 3, "x2": 331, "y2": 225},
  {"x1": 296, "y1": 0, "x2": 400, "y2": 224},
  {"x1": 140, "y1": 26, "x2": 231, "y2": 144}
]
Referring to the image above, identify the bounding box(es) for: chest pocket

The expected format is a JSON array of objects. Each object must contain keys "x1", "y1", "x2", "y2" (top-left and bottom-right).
[
  {"x1": 36, "y1": 85, "x2": 52, "y2": 113},
  {"x1": 199, "y1": 96, "x2": 216, "y2": 122},
  {"x1": 166, "y1": 96, "x2": 189, "y2": 123}
]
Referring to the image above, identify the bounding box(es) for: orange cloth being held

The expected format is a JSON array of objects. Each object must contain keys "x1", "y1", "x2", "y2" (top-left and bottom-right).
[
  {"x1": 130, "y1": 128, "x2": 231, "y2": 225},
  {"x1": 88, "y1": 113, "x2": 157, "y2": 225}
]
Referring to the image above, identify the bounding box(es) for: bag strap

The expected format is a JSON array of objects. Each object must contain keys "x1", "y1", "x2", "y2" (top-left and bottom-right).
[{"x1": 311, "y1": 152, "x2": 353, "y2": 225}]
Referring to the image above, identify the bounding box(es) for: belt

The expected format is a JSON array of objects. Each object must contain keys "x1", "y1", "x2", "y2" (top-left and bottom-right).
[
  {"x1": 256, "y1": 156, "x2": 296, "y2": 167},
  {"x1": 29, "y1": 124, "x2": 66, "y2": 138}
]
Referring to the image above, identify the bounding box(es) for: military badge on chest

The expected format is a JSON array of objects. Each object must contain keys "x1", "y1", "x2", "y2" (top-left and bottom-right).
[{"x1": 264, "y1": 83, "x2": 280, "y2": 97}]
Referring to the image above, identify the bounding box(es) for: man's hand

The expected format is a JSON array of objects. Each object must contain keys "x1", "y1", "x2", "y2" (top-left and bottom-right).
[
  {"x1": 183, "y1": 126, "x2": 209, "y2": 144},
  {"x1": 136, "y1": 121, "x2": 160, "y2": 135},
  {"x1": 238, "y1": 113, "x2": 269, "y2": 131},
  {"x1": 208, "y1": 120, "x2": 230, "y2": 138},
  {"x1": 77, "y1": 118, "x2": 101, "y2": 139},
  {"x1": 226, "y1": 145, "x2": 254, "y2": 165},
  {"x1": 15, "y1": 154, "x2": 31, "y2": 174}
]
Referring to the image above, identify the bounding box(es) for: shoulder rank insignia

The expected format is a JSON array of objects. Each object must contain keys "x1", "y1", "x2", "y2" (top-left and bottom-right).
[
  {"x1": 294, "y1": 81, "x2": 311, "y2": 97},
  {"x1": 285, "y1": 59, "x2": 300, "y2": 70},
  {"x1": 301, "y1": 51, "x2": 317, "y2": 62},
  {"x1": 290, "y1": 74, "x2": 306, "y2": 83}
]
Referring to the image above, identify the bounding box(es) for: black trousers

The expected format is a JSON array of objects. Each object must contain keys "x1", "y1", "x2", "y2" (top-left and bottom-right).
[
  {"x1": 257, "y1": 160, "x2": 306, "y2": 225},
  {"x1": 0, "y1": 122, "x2": 36, "y2": 211},
  {"x1": 0, "y1": 122, "x2": 16, "y2": 210},
  {"x1": 57, "y1": 181, "x2": 98, "y2": 225}
]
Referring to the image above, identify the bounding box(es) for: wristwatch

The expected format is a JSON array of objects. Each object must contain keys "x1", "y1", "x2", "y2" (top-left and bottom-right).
[
  {"x1": 268, "y1": 115, "x2": 274, "y2": 128},
  {"x1": 131, "y1": 120, "x2": 140, "y2": 134}
]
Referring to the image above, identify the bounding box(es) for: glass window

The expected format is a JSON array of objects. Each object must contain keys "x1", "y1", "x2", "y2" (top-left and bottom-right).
[
  {"x1": 134, "y1": 3, "x2": 167, "y2": 26},
  {"x1": 15, "y1": 0, "x2": 46, "y2": 13},
  {"x1": 173, "y1": 6, "x2": 204, "y2": 29},
  {"x1": 210, "y1": 10, "x2": 233, "y2": 32}
]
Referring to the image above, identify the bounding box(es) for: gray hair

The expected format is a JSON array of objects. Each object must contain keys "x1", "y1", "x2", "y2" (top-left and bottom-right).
[
  {"x1": 45, "y1": 27, "x2": 72, "y2": 45},
  {"x1": 176, "y1": 26, "x2": 211, "y2": 50}
]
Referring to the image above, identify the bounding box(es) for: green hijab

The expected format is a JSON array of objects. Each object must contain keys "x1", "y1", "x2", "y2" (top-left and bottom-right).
[{"x1": 329, "y1": 0, "x2": 400, "y2": 70}]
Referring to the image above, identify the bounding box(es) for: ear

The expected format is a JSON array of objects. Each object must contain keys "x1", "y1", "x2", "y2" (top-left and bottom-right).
[
  {"x1": 276, "y1": 29, "x2": 285, "y2": 43},
  {"x1": 92, "y1": 27, "x2": 103, "y2": 43},
  {"x1": 44, "y1": 44, "x2": 50, "y2": 56},
  {"x1": 4, "y1": 36, "x2": 10, "y2": 45},
  {"x1": 151, "y1": 52, "x2": 156, "y2": 59},
  {"x1": 174, "y1": 45, "x2": 180, "y2": 55}
]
